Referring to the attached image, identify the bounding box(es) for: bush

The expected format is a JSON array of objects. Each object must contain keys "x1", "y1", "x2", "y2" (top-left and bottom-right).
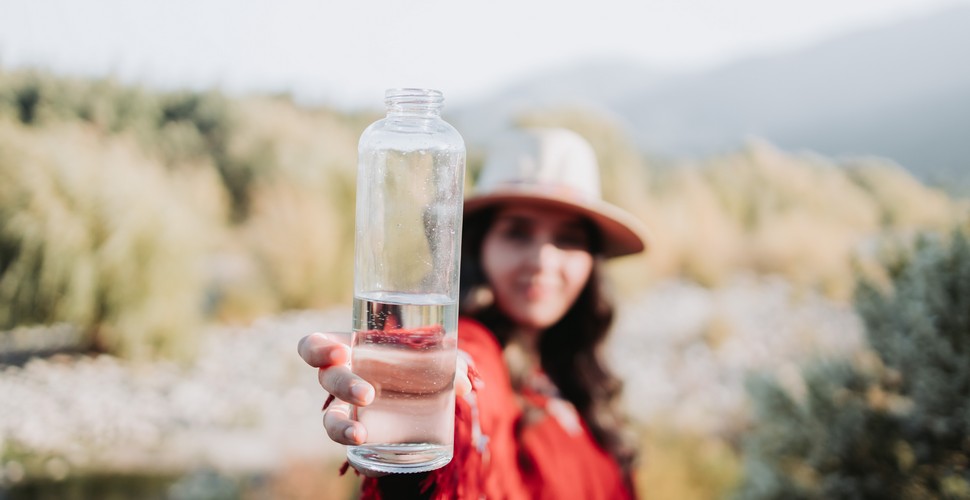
[
  {"x1": 644, "y1": 141, "x2": 962, "y2": 299},
  {"x1": 636, "y1": 426, "x2": 742, "y2": 500},
  {"x1": 242, "y1": 181, "x2": 354, "y2": 311},
  {"x1": 734, "y1": 228, "x2": 970, "y2": 499},
  {"x1": 0, "y1": 121, "x2": 218, "y2": 360},
  {"x1": 227, "y1": 97, "x2": 361, "y2": 310},
  {"x1": 0, "y1": 70, "x2": 256, "y2": 220}
]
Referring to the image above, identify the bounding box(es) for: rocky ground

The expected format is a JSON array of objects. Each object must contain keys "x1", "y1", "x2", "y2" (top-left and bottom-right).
[
  {"x1": 609, "y1": 275, "x2": 864, "y2": 435},
  {"x1": 0, "y1": 276, "x2": 865, "y2": 485}
]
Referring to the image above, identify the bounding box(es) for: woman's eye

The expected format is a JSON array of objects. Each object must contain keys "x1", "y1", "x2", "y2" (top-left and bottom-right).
[
  {"x1": 555, "y1": 231, "x2": 588, "y2": 250},
  {"x1": 502, "y1": 226, "x2": 532, "y2": 242}
]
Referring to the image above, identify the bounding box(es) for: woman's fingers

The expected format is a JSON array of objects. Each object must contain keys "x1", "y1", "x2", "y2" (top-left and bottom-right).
[
  {"x1": 298, "y1": 333, "x2": 350, "y2": 368},
  {"x1": 319, "y1": 365, "x2": 375, "y2": 406},
  {"x1": 323, "y1": 401, "x2": 367, "y2": 445},
  {"x1": 455, "y1": 355, "x2": 472, "y2": 397}
]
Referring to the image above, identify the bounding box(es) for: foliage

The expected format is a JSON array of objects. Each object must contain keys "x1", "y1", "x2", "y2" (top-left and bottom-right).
[
  {"x1": 0, "y1": 68, "x2": 966, "y2": 359},
  {"x1": 636, "y1": 425, "x2": 742, "y2": 500},
  {"x1": 0, "y1": 70, "x2": 257, "y2": 219},
  {"x1": 0, "y1": 121, "x2": 218, "y2": 360},
  {"x1": 734, "y1": 228, "x2": 970, "y2": 499},
  {"x1": 643, "y1": 141, "x2": 963, "y2": 299},
  {"x1": 229, "y1": 97, "x2": 361, "y2": 312}
]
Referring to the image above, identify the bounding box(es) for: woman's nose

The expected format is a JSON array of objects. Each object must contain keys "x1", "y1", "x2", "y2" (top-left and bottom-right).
[{"x1": 526, "y1": 240, "x2": 561, "y2": 270}]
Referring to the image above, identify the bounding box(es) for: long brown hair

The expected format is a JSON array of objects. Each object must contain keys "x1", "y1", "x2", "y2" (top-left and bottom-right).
[{"x1": 458, "y1": 208, "x2": 638, "y2": 475}]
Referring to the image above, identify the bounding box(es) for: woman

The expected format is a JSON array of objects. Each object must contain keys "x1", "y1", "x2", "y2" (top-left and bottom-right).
[{"x1": 298, "y1": 128, "x2": 649, "y2": 499}]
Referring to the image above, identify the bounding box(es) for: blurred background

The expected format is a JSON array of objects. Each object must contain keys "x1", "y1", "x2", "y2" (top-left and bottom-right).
[{"x1": 1, "y1": 0, "x2": 969, "y2": 498}]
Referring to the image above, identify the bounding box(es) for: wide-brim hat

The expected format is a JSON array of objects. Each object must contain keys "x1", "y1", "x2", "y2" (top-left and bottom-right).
[{"x1": 464, "y1": 128, "x2": 649, "y2": 258}]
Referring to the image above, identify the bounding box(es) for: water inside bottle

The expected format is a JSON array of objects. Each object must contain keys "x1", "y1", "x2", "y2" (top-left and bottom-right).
[{"x1": 347, "y1": 292, "x2": 457, "y2": 473}]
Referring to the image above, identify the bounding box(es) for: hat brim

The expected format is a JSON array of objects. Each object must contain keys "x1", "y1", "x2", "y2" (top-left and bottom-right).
[{"x1": 463, "y1": 192, "x2": 650, "y2": 258}]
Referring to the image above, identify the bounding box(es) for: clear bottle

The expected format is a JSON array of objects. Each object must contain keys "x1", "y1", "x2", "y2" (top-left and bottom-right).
[{"x1": 348, "y1": 88, "x2": 466, "y2": 473}]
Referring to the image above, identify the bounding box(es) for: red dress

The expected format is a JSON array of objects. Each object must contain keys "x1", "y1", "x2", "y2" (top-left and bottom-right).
[{"x1": 359, "y1": 317, "x2": 635, "y2": 499}]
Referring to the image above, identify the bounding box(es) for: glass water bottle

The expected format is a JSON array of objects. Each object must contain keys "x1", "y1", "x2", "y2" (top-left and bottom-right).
[{"x1": 348, "y1": 88, "x2": 466, "y2": 473}]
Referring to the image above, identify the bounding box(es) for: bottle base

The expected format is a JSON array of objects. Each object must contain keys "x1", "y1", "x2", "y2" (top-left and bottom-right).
[{"x1": 347, "y1": 443, "x2": 453, "y2": 474}]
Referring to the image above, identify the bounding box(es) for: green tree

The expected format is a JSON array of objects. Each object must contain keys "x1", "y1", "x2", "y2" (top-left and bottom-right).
[{"x1": 735, "y1": 229, "x2": 970, "y2": 499}]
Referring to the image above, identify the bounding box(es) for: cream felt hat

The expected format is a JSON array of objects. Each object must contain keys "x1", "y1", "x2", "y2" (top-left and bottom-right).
[{"x1": 464, "y1": 128, "x2": 649, "y2": 258}]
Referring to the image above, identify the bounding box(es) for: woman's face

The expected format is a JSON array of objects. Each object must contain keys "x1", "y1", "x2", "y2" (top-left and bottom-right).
[{"x1": 481, "y1": 205, "x2": 595, "y2": 331}]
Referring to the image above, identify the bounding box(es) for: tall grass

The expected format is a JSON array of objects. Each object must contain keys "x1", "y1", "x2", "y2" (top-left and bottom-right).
[
  {"x1": 0, "y1": 120, "x2": 221, "y2": 360},
  {"x1": 230, "y1": 98, "x2": 361, "y2": 310},
  {"x1": 698, "y1": 142, "x2": 960, "y2": 299},
  {"x1": 243, "y1": 180, "x2": 352, "y2": 310}
]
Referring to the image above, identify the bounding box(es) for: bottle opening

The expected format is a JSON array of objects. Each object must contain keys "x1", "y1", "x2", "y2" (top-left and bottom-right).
[{"x1": 385, "y1": 88, "x2": 444, "y2": 113}]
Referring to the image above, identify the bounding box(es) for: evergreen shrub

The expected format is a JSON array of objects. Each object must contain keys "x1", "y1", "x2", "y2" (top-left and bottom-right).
[{"x1": 735, "y1": 228, "x2": 970, "y2": 499}]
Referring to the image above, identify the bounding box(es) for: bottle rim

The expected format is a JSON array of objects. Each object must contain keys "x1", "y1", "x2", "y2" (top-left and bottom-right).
[{"x1": 385, "y1": 88, "x2": 444, "y2": 108}]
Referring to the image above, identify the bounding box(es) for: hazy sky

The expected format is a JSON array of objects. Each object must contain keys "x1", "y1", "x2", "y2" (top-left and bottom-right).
[{"x1": 1, "y1": 0, "x2": 967, "y2": 109}]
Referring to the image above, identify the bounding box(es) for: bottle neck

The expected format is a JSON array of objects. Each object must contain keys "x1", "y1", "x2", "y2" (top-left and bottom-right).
[{"x1": 385, "y1": 88, "x2": 444, "y2": 117}]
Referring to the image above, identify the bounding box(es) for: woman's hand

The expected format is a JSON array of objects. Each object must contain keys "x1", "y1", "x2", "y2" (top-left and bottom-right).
[
  {"x1": 298, "y1": 332, "x2": 373, "y2": 445},
  {"x1": 297, "y1": 332, "x2": 473, "y2": 447}
]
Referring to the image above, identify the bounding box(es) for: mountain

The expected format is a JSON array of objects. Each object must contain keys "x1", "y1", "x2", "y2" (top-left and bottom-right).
[
  {"x1": 449, "y1": 58, "x2": 665, "y2": 150},
  {"x1": 453, "y1": 4, "x2": 970, "y2": 192}
]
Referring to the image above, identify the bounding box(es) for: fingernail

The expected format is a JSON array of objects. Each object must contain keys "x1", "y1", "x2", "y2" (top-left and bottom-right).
[
  {"x1": 344, "y1": 426, "x2": 358, "y2": 443},
  {"x1": 330, "y1": 345, "x2": 349, "y2": 364},
  {"x1": 351, "y1": 383, "x2": 373, "y2": 403}
]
